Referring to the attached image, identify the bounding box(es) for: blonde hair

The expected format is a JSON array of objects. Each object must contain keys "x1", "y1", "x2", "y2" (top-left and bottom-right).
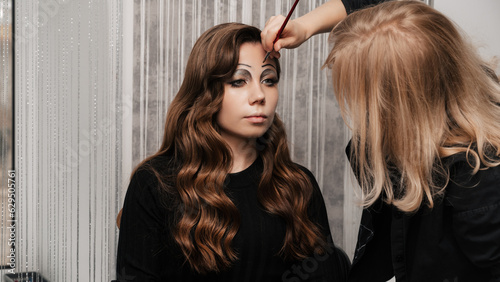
[{"x1": 324, "y1": 1, "x2": 500, "y2": 212}]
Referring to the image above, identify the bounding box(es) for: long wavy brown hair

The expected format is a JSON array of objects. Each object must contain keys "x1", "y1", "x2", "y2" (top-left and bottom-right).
[
  {"x1": 135, "y1": 23, "x2": 325, "y2": 273},
  {"x1": 324, "y1": 1, "x2": 500, "y2": 213}
]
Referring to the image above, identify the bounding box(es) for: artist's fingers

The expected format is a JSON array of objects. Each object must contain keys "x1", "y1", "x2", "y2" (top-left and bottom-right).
[
  {"x1": 265, "y1": 15, "x2": 278, "y2": 27},
  {"x1": 274, "y1": 38, "x2": 287, "y2": 52},
  {"x1": 273, "y1": 19, "x2": 308, "y2": 51},
  {"x1": 265, "y1": 15, "x2": 286, "y2": 30},
  {"x1": 269, "y1": 51, "x2": 281, "y2": 60},
  {"x1": 261, "y1": 15, "x2": 287, "y2": 52},
  {"x1": 271, "y1": 24, "x2": 295, "y2": 52}
]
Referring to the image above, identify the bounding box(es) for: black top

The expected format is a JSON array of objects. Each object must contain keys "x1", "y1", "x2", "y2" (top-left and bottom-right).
[
  {"x1": 346, "y1": 148, "x2": 500, "y2": 281},
  {"x1": 341, "y1": 0, "x2": 388, "y2": 14},
  {"x1": 116, "y1": 156, "x2": 347, "y2": 282}
]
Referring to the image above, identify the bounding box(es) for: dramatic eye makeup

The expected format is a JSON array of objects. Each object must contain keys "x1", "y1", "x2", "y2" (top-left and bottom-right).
[
  {"x1": 227, "y1": 69, "x2": 251, "y2": 87},
  {"x1": 260, "y1": 69, "x2": 279, "y2": 86},
  {"x1": 226, "y1": 63, "x2": 278, "y2": 88}
]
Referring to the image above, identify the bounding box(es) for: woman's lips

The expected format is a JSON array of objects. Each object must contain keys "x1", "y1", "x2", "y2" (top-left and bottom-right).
[{"x1": 245, "y1": 115, "x2": 267, "y2": 123}]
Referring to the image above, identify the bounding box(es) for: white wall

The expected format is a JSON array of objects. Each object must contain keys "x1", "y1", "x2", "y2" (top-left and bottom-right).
[{"x1": 434, "y1": 0, "x2": 500, "y2": 74}]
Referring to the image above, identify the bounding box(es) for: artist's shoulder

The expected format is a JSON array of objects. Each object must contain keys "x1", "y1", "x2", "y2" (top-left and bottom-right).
[
  {"x1": 443, "y1": 147, "x2": 500, "y2": 178},
  {"x1": 342, "y1": 0, "x2": 389, "y2": 14},
  {"x1": 443, "y1": 149, "x2": 500, "y2": 211}
]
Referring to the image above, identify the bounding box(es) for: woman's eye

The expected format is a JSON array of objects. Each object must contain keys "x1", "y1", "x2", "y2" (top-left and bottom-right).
[
  {"x1": 229, "y1": 79, "x2": 246, "y2": 87},
  {"x1": 262, "y1": 78, "x2": 278, "y2": 86}
]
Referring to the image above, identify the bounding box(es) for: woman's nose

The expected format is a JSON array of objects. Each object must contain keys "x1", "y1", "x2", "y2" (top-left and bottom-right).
[{"x1": 249, "y1": 83, "x2": 265, "y2": 105}]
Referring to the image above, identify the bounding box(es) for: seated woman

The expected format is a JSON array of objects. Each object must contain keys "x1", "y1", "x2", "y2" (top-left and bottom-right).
[{"x1": 116, "y1": 23, "x2": 348, "y2": 281}]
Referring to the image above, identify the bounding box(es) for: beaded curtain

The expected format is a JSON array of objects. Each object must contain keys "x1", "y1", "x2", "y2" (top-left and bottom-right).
[
  {"x1": 14, "y1": 0, "x2": 123, "y2": 281},
  {"x1": 9, "y1": 0, "x2": 500, "y2": 281},
  {"x1": 13, "y1": 0, "x2": 362, "y2": 281},
  {"x1": 0, "y1": 0, "x2": 14, "y2": 272}
]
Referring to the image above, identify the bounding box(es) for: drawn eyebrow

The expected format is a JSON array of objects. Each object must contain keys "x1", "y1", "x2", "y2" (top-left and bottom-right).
[
  {"x1": 262, "y1": 63, "x2": 277, "y2": 70},
  {"x1": 238, "y1": 63, "x2": 277, "y2": 70}
]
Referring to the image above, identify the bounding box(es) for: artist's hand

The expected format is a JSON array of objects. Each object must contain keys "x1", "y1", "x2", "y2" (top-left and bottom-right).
[{"x1": 261, "y1": 15, "x2": 308, "y2": 54}]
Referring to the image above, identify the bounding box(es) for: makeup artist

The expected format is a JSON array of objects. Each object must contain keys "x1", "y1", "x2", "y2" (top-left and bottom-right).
[{"x1": 264, "y1": 0, "x2": 500, "y2": 281}]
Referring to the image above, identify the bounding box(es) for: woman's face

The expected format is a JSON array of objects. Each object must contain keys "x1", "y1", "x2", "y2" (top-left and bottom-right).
[{"x1": 216, "y1": 42, "x2": 279, "y2": 147}]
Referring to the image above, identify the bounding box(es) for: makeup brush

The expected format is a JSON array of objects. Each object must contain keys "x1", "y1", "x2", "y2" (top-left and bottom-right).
[{"x1": 263, "y1": 0, "x2": 300, "y2": 63}]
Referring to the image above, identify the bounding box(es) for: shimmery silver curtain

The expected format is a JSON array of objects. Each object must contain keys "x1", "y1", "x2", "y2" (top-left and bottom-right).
[
  {"x1": 13, "y1": 1, "x2": 363, "y2": 281},
  {"x1": 15, "y1": 0, "x2": 124, "y2": 281},
  {"x1": 132, "y1": 0, "x2": 360, "y2": 260}
]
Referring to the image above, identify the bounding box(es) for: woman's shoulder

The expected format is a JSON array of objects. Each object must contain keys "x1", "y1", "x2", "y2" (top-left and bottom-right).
[
  {"x1": 294, "y1": 162, "x2": 314, "y2": 176},
  {"x1": 293, "y1": 163, "x2": 320, "y2": 187},
  {"x1": 292, "y1": 162, "x2": 325, "y2": 203},
  {"x1": 133, "y1": 154, "x2": 177, "y2": 182},
  {"x1": 127, "y1": 154, "x2": 179, "y2": 206}
]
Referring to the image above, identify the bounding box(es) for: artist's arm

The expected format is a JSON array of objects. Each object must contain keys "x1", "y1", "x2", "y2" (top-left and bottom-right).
[
  {"x1": 261, "y1": 0, "x2": 346, "y2": 53},
  {"x1": 261, "y1": 0, "x2": 387, "y2": 53}
]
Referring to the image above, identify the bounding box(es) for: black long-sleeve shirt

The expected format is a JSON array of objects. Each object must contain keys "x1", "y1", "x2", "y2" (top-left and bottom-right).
[
  {"x1": 117, "y1": 156, "x2": 346, "y2": 281},
  {"x1": 346, "y1": 146, "x2": 500, "y2": 282}
]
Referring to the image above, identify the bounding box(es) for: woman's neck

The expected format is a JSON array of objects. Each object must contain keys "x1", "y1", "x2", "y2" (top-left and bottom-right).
[{"x1": 226, "y1": 138, "x2": 258, "y2": 173}]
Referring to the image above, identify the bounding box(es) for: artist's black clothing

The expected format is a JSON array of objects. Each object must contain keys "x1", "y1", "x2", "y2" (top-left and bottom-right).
[
  {"x1": 346, "y1": 147, "x2": 500, "y2": 282},
  {"x1": 338, "y1": 1, "x2": 500, "y2": 280},
  {"x1": 341, "y1": 0, "x2": 389, "y2": 14},
  {"x1": 117, "y1": 156, "x2": 347, "y2": 282}
]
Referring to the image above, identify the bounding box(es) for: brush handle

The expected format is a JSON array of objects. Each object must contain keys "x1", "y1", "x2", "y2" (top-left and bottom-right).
[
  {"x1": 274, "y1": 0, "x2": 300, "y2": 44},
  {"x1": 263, "y1": 0, "x2": 300, "y2": 62}
]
